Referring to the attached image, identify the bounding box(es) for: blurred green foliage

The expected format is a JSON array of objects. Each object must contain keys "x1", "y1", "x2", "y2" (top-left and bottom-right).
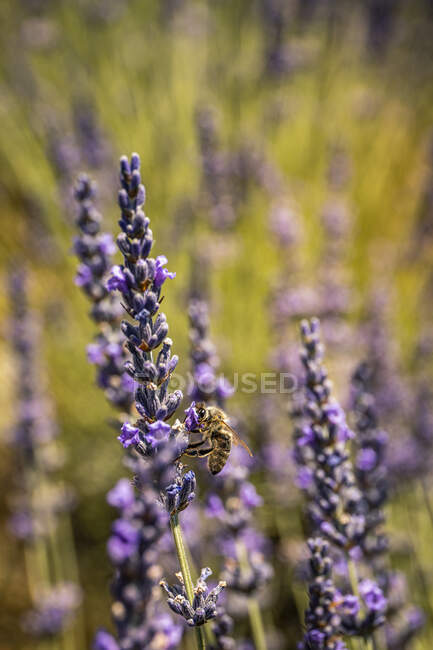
[{"x1": 0, "y1": 1, "x2": 433, "y2": 648}]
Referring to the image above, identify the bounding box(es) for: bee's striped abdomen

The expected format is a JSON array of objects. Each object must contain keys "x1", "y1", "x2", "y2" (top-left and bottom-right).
[{"x1": 208, "y1": 424, "x2": 232, "y2": 475}]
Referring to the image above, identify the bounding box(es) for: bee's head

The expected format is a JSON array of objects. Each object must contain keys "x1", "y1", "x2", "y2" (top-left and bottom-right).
[{"x1": 196, "y1": 403, "x2": 207, "y2": 420}]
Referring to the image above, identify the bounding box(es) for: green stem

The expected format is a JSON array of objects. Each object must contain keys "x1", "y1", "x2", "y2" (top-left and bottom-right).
[
  {"x1": 421, "y1": 479, "x2": 433, "y2": 530},
  {"x1": 170, "y1": 514, "x2": 206, "y2": 650},
  {"x1": 60, "y1": 515, "x2": 87, "y2": 650},
  {"x1": 347, "y1": 558, "x2": 360, "y2": 600},
  {"x1": 237, "y1": 541, "x2": 268, "y2": 650},
  {"x1": 247, "y1": 598, "x2": 268, "y2": 650}
]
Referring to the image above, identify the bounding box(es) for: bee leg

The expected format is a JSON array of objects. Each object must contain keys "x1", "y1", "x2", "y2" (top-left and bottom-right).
[
  {"x1": 183, "y1": 446, "x2": 213, "y2": 458},
  {"x1": 173, "y1": 438, "x2": 205, "y2": 462},
  {"x1": 196, "y1": 447, "x2": 213, "y2": 458},
  {"x1": 175, "y1": 437, "x2": 209, "y2": 462},
  {"x1": 184, "y1": 438, "x2": 207, "y2": 451}
]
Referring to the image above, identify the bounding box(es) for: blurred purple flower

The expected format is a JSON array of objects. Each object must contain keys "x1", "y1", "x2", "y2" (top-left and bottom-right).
[
  {"x1": 356, "y1": 448, "x2": 377, "y2": 472},
  {"x1": 107, "y1": 265, "x2": 128, "y2": 293},
  {"x1": 8, "y1": 511, "x2": 35, "y2": 540},
  {"x1": 360, "y1": 580, "x2": 387, "y2": 613},
  {"x1": 151, "y1": 612, "x2": 183, "y2": 648},
  {"x1": 339, "y1": 594, "x2": 360, "y2": 616},
  {"x1": 215, "y1": 376, "x2": 235, "y2": 400},
  {"x1": 205, "y1": 494, "x2": 225, "y2": 518},
  {"x1": 93, "y1": 629, "x2": 119, "y2": 650},
  {"x1": 98, "y1": 233, "x2": 116, "y2": 256},
  {"x1": 297, "y1": 425, "x2": 314, "y2": 447},
  {"x1": 107, "y1": 520, "x2": 139, "y2": 564},
  {"x1": 86, "y1": 342, "x2": 105, "y2": 364},
  {"x1": 107, "y1": 479, "x2": 135, "y2": 510},
  {"x1": 239, "y1": 482, "x2": 263, "y2": 509},
  {"x1": 22, "y1": 583, "x2": 81, "y2": 637},
  {"x1": 75, "y1": 264, "x2": 92, "y2": 287},
  {"x1": 295, "y1": 466, "x2": 313, "y2": 490}
]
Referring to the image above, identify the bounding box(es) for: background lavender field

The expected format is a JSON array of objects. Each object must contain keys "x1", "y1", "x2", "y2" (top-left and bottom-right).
[{"x1": 0, "y1": 1, "x2": 433, "y2": 649}]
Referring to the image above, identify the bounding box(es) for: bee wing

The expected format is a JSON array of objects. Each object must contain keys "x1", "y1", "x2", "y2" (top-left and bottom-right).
[{"x1": 221, "y1": 420, "x2": 253, "y2": 457}]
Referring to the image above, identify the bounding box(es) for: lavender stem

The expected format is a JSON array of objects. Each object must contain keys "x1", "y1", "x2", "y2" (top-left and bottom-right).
[
  {"x1": 183, "y1": 546, "x2": 217, "y2": 647},
  {"x1": 60, "y1": 517, "x2": 87, "y2": 649},
  {"x1": 247, "y1": 599, "x2": 267, "y2": 650},
  {"x1": 236, "y1": 541, "x2": 268, "y2": 650},
  {"x1": 347, "y1": 558, "x2": 361, "y2": 601},
  {"x1": 170, "y1": 513, "x2": 207, "y2": 650},
  {"x1": 421, "y1": 479, "x2": 433, "y2": 530}
]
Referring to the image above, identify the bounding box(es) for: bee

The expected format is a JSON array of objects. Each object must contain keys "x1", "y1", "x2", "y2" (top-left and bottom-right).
[{"x1": 183, "y1": 403, "x2": 253, "y2": 475}]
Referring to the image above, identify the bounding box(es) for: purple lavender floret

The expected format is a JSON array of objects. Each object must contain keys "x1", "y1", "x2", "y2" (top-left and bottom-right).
[
  {"x1": 107, "y1": 478, "x2": 135, "y2": 509},
  {"x1": 118, "y1": 422, "x2": 141, "y2": 448},
  {"x1": 185, "y1": 402, "x2": 200, "y2": 431},
  {"x1": 294, "y1": 318, "x2": 365, "y2": 550},
  {"x1": 359, "y1": 579, "x2": 387, "y2": 613},
  {"x1": 160, "y1": 567, "x2": 226, "y2": 627},
  {"x1": 339, "y1": 578, "x2": 387, "y2": 639}
]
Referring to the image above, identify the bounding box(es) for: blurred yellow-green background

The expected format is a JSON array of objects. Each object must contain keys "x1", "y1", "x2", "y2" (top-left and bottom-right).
[{"x1": 1, "y1": 1, "x2": 433, "y2": 649}]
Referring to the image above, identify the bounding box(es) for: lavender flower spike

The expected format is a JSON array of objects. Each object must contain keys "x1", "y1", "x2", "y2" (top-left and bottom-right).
[
  {"x1": 9, "y1": 271, "x2": 81, "y2": 640},
  {"x1": 188, "y1": 289, "x2": 271, "y2": 648},
  {"x1": 107, "y1": 153, "x2": 182, "y2": 427},
  {"x1": 74, "y1": 165, "x2": 186, "y2": 648},
  {"x1": 295, "y1": 319, "x2": 387, "y2": 644},
  {"x1": 294, "y1": 317, "x2": 365, "y2": 551},
  {"x1": 74, "y1": 174, "x2": 117, "y2": 321},
  {"x1": 298, "y1": 538, "x2": 348, "y2": 650},
  {"x1": 105, "y1": 153, "x2": 188, "y2": 484},
  {"x1": 73, "y1": 174, "x2": 133, "y2": 412},
  {"x1": 350, "y1": 361, "x2": 423, "y2": 646},
  {"x1": 106, "y1": 154, "x2": 215, "y2": 649},
  {"x1": 350, "y1": 362, "x2": 388, "y2": 563},
  {"x1": 160, "y1": 568, "x2": 227, "y2": 627}
]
